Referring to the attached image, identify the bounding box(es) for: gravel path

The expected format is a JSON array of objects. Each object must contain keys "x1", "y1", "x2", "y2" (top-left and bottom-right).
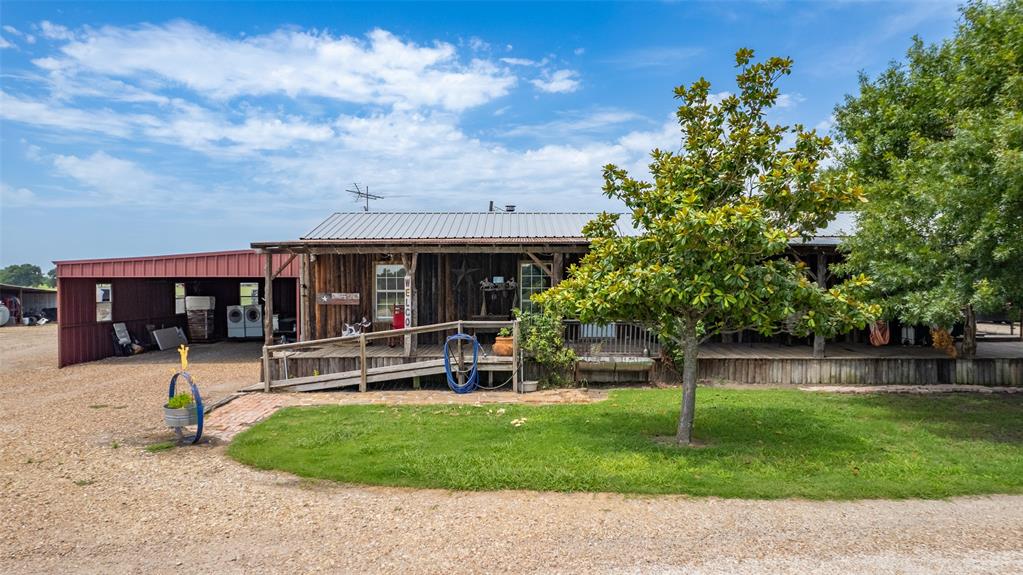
[{"x1": 2, "y1": 325, "x2": 1022, "y2": 574}]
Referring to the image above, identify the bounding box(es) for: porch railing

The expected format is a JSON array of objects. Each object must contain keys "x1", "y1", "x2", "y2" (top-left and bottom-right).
[
  {"x1": 562, "y1": 320, "x2": 660, "y2": 358},
  {"x1": 261, "y1": 320, "x2": 518, "y2": 392}
]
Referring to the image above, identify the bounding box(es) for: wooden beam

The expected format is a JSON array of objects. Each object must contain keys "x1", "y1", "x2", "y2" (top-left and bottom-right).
[
  {"x1": 359, "y1": 333, "x2": 367, "y2": 392},
  {"x1": 813, "y1": 251, "x2": 827, "y2": 359},
  {"x1": 525, "y1": 252, "x2": 553, "y2": 277},
  {"x1": 271, "y1": 253, "x2": 297, "y2": 280},
  {"x1": 552, "y1": 252, "x2": 564, "y2": 285},
  {"x1": 402, "y1": 253, "x2": 419, "y2": 357},
  {"x1": 299, "y1": 254, "x2": 312, "y2": 341},
  {"x1": 263, "y1": 253, "x2": 275, "y2": 349},
  {"x1": 283, "y1": 244, "x2": 591, "y2": 255},
  {"x1": 512, "y1": 319, "x2": 520, "y2": 393}
]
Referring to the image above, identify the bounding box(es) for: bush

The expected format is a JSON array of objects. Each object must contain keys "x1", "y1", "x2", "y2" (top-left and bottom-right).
[
  {"x1": 514, "y1": 308, "x2": 577, "y2": 388},
  {"x1": 166, "y1": 392, "x2": 194, "y2": 409}
]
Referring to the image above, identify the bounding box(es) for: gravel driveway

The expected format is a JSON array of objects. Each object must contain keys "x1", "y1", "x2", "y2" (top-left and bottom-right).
[{"x1": 2, "y1": 325, "x2": 1022, "y2": 574}]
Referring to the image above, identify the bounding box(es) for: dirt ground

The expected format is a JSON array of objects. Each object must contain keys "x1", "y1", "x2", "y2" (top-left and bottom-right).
[{"x1": 2, "y1": 325, "x2": 1022, "y2": 574}]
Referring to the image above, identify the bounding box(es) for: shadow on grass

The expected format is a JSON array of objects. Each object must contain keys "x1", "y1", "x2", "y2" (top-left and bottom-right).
[{"x1": 850, "y1": 393, "x2": 1023, "y2": 444}]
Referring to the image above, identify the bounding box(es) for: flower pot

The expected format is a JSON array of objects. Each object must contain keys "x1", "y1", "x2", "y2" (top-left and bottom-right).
[
  {"x1": 164, "y1": 404, "x2": 198, "y2": 428},
  {"x1": 493, "y1": 336, "x2": 514, "y2": 356}
]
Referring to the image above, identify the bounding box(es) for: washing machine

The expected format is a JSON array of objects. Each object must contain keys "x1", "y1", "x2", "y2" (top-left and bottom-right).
[
  {"x1": 243, "y1": 305, "x2": 263, "y2": 338},
  {"x1": 227, "y1": 305, "x2": 246, "y2": 338}
]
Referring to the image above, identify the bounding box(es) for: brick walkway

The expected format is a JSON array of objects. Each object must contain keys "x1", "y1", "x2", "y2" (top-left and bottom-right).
[{"x1": 205, "y1": 388, "x2": 605, "y2": 441}]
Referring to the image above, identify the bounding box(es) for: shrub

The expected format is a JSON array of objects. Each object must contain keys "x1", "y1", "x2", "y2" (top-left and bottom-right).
[
  {"x1": 166, "y1": 392, "x2": 194, "y2": 409},
  {"x1": 514, "y1": 308, "x2": 577, "y2": 388}
]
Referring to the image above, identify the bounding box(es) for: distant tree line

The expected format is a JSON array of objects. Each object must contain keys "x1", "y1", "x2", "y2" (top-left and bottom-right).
[{"x1": 0, "y1": 264, "x2": 56, "y2": 288}]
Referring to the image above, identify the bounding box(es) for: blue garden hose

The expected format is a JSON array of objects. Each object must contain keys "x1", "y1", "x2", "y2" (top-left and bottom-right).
[
  {"x1": 168, "y1": 371, "x2": 204, "y2": 444},
  {"x1": 444, "y1": 333, "x2": 480, "y2": 393}
]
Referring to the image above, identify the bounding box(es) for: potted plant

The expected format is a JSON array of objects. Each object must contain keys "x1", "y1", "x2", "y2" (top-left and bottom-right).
[
  {"x1": 163, "y1": 392, "x2": 198, "y2": 428},
  {"x1": 493, "y1": 327, "x2": 514, "y2": 356}
]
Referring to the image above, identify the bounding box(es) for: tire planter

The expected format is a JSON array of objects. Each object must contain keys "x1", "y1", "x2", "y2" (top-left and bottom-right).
[{"x1": 493, "y1": 336, "x2": 514, "y2": 356}]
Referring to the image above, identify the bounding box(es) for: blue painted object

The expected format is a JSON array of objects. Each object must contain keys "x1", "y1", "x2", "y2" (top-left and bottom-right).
[
  {"x1": 444, "y1": 333, "x2": 480, "y2": 394},
  {"x1": 168, "y1": 371, "x2": 204, "y2": 444}
]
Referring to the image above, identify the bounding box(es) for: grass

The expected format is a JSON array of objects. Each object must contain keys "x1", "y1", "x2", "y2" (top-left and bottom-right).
[
  {"x1": 145, "y1": 441, "x2": 177, "y2": 453},
  {"x1": 227, "y1": 388, "x2": 1023, "y2": 499}
]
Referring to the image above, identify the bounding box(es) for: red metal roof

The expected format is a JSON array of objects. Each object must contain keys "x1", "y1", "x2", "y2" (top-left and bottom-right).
[{"x1": 55, "y1": 250, "x2": 300, "y2": 279}]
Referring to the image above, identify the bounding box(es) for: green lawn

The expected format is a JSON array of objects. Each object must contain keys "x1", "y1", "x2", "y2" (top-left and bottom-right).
[{"x1": 227, "y1": 388, "x2": 1023, "y2": 499}]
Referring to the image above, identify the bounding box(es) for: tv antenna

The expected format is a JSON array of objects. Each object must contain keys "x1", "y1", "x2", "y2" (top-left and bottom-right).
[{"x1": 346, "y1": 183, "x2": 383, "y2": 211}]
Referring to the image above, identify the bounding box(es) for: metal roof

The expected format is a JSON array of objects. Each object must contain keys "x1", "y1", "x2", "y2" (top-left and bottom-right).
[
  {"x1": 54, "y1": 249, "x2": 300, "y2": 279},
  {"x1": 300, "y1": 212, "x2": 627, "y2": 243},
  {"x1": 797, "y1": 211, "x2": 858, "y2": 246},
  {"x1": 0, "y1": 283, "x2": 56, "y2": 294}
]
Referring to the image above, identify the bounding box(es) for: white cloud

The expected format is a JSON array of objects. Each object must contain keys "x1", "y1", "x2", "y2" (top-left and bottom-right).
[
  {"x1": 45, "y1": 22, "x2": 516, "y2": 111},
  {"x1": 574, "y1": 47, "x2": 585, "y2": 56},
  {"x1": 503, "y1": 109, "x2": 646, "y2": 139},
  {"x1": 501, "y1": 57, "x2": 539, "y2": 66},
  {"x1": 39, "y1": 21, "x2": 74, "y2": 41},
  {"x1": 0, "y1": 183, "x2": 37, "y2": 207},
  {"x1": 0, "y1": 90, "x2": 144, "y2": 137},
  {"x1": 775, "y1": 93, "x2": 805, "y2": 109},
  {"x1": 52, "y1": 151, "x2": 183, "y2": 205},
  {"x1": 530, "y1": 69, "x2": 581, "y2": 94},
  {"x1": 0, "y1": 36, "x2": 11, "y2": 49}
]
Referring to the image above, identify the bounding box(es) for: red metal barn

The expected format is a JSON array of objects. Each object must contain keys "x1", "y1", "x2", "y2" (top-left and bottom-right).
[{"x1": 54, "y1": 250, "x2": 300, "y2": 367}]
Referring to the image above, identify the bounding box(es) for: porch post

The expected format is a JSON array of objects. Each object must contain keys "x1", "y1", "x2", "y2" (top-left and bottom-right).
[
  {"x1": 552, "y1": 252, "x2": 564, "y2": 286},
  {"x1": 263, "y1": 252, "x2": 275, "y2": 392},
  {"x1": 403, "y1": 253, "x2": 419, "y2": 357},
  {"x1": 300, "y1": 253, "x2": 312, "y2": 341},
  {"x1": 813, "y1": 250, "x2": 827, "y2": 359}
]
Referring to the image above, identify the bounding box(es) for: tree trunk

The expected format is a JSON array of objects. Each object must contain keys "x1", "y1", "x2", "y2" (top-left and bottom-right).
[
  {"x1": 962, "y1": 304, "x2": 977, "y2": 359},
  {"x1": 675, "y1": 331, "x2": 700, "y2": 445}
]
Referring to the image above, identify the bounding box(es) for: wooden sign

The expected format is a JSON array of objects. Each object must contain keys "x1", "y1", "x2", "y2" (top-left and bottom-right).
[{"x1": 317, "y1": 292, "x2": 360, "y2": 306}]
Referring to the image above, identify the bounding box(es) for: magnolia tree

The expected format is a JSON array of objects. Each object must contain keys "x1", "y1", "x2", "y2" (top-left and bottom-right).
[
  {"x1": 536, "y1": 50, "x2": 879, "y2": 445},
  {"x1": 833, "y1": 0, "x2": 1023, "y2": 356}
]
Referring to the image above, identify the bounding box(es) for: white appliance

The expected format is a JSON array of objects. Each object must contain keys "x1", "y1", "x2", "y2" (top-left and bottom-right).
[
  {"x1": 243, "y1": 305, "x2": 263, "y2": 338},
  {"x1": 185, "y1": 296, "x2": 215, "y2": 311},
  {"x1": 227, "y1": 305, "x2": 246, "y2": 339}
]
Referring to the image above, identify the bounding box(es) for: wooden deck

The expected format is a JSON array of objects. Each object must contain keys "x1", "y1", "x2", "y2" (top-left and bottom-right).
[
  {"x1": 696, "y1": 341, "x2": 1023, "y2": 386},
  {"x1": 260, "y1": 331, "x2": 1023, "y2": 391}
]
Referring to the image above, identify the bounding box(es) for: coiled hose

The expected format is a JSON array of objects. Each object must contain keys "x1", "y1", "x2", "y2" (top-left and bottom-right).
[{"x1": 444, "y1": 333, "x2": 479, "y2": 393}]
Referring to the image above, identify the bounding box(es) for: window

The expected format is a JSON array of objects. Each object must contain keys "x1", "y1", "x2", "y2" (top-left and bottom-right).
[
  {"x1": 519, "y1": 262, "x2": 551, "y2": 312},
  {"x1": 96, "y1": 282, "x2": 112, "y2": 322},
  {"x1": 240, "y1": 282, "x2": 260, "y2": 306},
  {"x1": 374, "y1": 263, "x2": 406, "y2": 321},
  {"x1": 175, "y1": 283, "x2": 186, "y2": 314}
]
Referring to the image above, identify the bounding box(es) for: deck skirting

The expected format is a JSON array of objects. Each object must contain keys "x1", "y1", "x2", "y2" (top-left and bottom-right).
[{"x1": 695, "y1": 357, "x2": 1023, "y2": 386}]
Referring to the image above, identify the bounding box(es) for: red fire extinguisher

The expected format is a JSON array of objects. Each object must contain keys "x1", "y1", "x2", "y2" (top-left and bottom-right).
[{"x1": 389, "y1": 304, "x2": 405, "y2": 347}]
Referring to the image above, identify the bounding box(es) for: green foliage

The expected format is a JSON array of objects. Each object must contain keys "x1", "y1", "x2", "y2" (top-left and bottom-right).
[
  {"x1": 45, "y1": 268, "x2": 56, "y2": 288},
  {"x1": 537, "y1": 49, "x2": 877, "y2": 343},
  {"x1": 165, "y1": 392, "x2": 194, "y2": 410},
  {"x1": 146, "y1": 441, "x2": 176, "y2": 453},
  {"x1": 833, "y1": 0, "x2": 1023, "y2": 330},
  {"x1": 496, "y1": 327, "x2": 511, "y2": 337},
  {"x1": 0, "y1": 263, "x2": 47, "y2": 288},
  {"x1": 514, "y1": 308, "x2": 577, "y2": 387},
  {"x1": 229, "y1": 389, "x2": 1023, "y2": 499}
]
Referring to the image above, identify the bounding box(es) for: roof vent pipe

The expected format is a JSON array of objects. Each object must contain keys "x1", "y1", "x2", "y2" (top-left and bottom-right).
[
  {"x1": 505, "y1": 205, "x2": 515, "y2": 212},
  {"x1": 488, "y1": 200, "x2": 495, "y2": 212}
]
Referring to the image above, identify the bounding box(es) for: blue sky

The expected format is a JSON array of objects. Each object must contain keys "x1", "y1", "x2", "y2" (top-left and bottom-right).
[{"x1": 1, "y1": 1, "x2": 961, "y2": 270}]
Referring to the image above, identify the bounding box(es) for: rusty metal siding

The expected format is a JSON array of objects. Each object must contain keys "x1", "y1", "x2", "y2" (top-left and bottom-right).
[{"x1": 54, "y1": 250, "x2": 300, "y2": 279}]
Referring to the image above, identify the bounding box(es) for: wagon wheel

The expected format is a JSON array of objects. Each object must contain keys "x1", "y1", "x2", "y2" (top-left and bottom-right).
[{"x1": 168, "y1": 371, "x2": 204, "y2": 444}]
